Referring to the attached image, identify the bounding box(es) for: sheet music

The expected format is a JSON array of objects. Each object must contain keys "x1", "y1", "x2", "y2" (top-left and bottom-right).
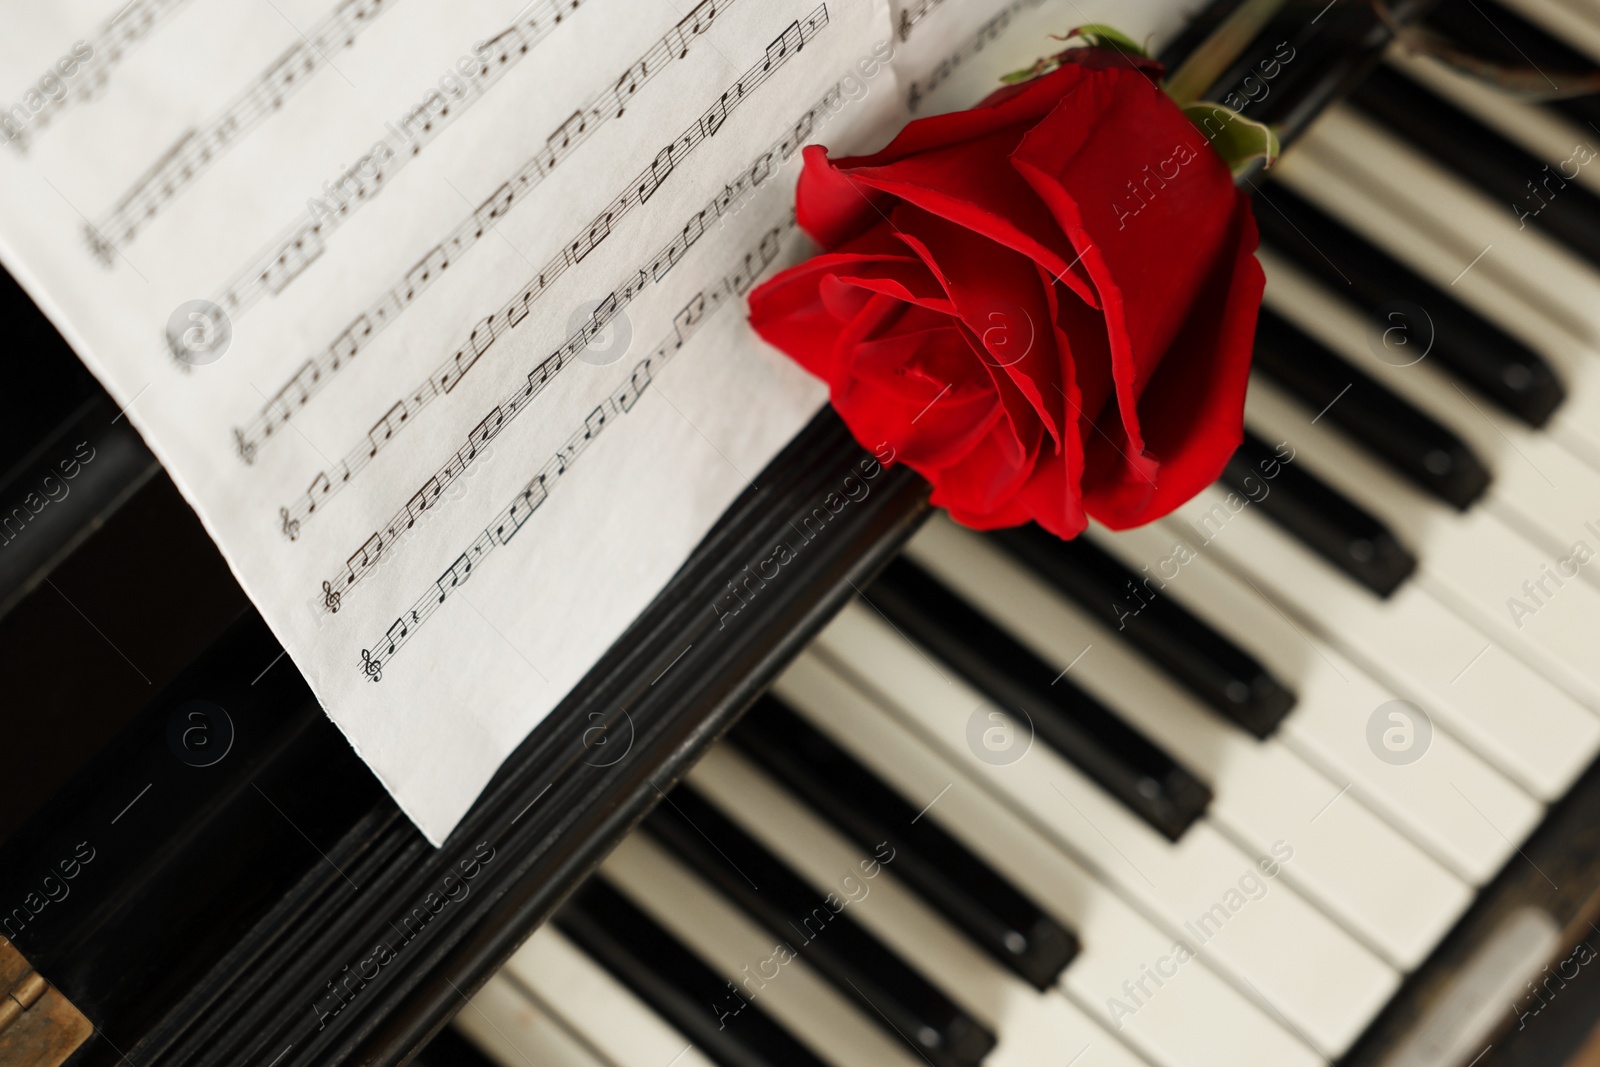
[{"x1": 0, "y1": 0, "x2": 1183, "y2": 844}]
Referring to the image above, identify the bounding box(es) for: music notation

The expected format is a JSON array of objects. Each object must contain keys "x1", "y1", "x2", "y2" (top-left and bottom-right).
[
  {"x1": 358, "y1": 213, "x2": 795, "y2": 680},
  {"x1": 232, "y1": 0, "x2": 746, "y2": 466},
  {"x1": 894, "y1": 0, "x2": 953, "y2": 41},
  {"x1": 85, "y1": 0, "x2": 400, "y2": 264},
  {"x1": 316, "y1": 78, "x2": 839, "y2": 612},
  {"x1": 7, "y1": 0, "x2": 196, "y2": 156},
  {"x1": 907, "y1": 0, "x2": 1044, "y2": 112},
  {"x1": 205, "y1": 0, "x2": 589, "y2": 326},
  {"x1": 277, "y1": 9, "x2": 828, "y2": 546}
]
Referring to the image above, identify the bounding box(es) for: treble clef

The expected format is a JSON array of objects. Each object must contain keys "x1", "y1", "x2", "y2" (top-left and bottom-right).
[
  {"x1": 234, "y1": 427, "x2": 257, "y2": 466},
  {"x1": 322, "y1": 580, "x2": 341, "y2": 614},
  {"x1": 360, "y1": 649, "x2": 382, "y2": 682},
  {"x1": 281, "y1": 507, "x2": 301, "y2": 542}
]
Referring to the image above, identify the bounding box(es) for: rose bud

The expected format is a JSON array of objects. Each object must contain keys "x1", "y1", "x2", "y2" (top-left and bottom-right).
[{"x1": 748, "y1": 50, "x2": 1263, "y2": 538}]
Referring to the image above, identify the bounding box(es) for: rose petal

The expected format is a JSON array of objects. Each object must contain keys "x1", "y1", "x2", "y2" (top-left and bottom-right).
[
  {"x1": 837, "y1": 127, "x2": 1097, "y2": 304},
  {"x1": 1083, "y1": 194, "x2": 1262, "y2": 527},
  {"x1": 889, "y1": 202, "x2": 1064, "y2": 452},
  {"x1": 1011, "y1": 66, "x2": 1239, "y2": 461}
]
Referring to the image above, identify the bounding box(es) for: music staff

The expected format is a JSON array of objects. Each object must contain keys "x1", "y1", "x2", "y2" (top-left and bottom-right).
[
  {"x1": 313, "y1": 79, "x2": 834, "y2": 617},
  {"x1": 358, "y1": 213, "x2": 794, "y2": 680},
  {"x1": 906, "y1": 0, "x2": 1044, "y2": 112},
  {"x1": 205, "y1": 0, "x2": 590, "y2": 326},
  {"x1": 894, "y1": 0, "x2": 953, "y2": 42},
  {"x1": 85, "y1": 0, "x2": 401, "y2": 264},
  {"x1": 232, "y1": 0, "x2": 750, "y2": 466},
  {"x1": 276, "y1": 9, "x2": 827, "y2": 546},
  {"x1": 5, "y1": 0, "x2": 197, "y2": 155}
]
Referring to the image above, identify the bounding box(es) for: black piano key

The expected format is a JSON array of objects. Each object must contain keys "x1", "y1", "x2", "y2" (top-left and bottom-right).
[
  {"x1": 1222, "y1": 429, "x2": 1417, "y2": 597},
  {"x1": 414, "y1": 1026, "x2": 500, "y2": 1067},
  {"x1": 731, "y1": 694, "x2": 1080, "y2": 991},
  {"x1": 1254, "y1": 180, "x2": 1565, "y2": 426},
  {"x1": 866, "y1": 557, "x2": 1212, "y2": 841},
  {"x1": 644, "y1": 784, "x2": 996, "y2": 1067},
  {"x1": 1252, "y1": 306, "x2": 1492, "y2": 510},
  {"x1": 1348, "y1": 63, "x2": 1600, "y2": 269},
  {"x1": 1421, "y1": 0, "x2": 1600, "y2": 145},
  {"x1": 554, "y1": 877, "x2": 833, "y2": 1067},
  {"x1": 989, "y1": 525, "x2": 1295, "y2": 739}
]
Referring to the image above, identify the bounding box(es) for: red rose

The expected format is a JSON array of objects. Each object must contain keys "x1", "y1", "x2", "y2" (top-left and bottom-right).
[{"x1": 748, "y1": 53, "x2": 1263, "y2": 537}]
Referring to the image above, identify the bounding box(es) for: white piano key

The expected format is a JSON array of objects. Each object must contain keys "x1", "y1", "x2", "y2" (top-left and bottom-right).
[
  {"x1": 601, "y1": 833, "x2": 928, "y2": 1067},
  {"x1": 458, "y1": 966, "x2": 622, "y2": 1067},
  {"x1": 493, "y1": 926, "x2": 719, "y2": 1067},
  {"x1": 687, "y1": 745, "x2": 1160, "y2": 1067},
  {"x1": 1274, "y1": 104, "x2": 1600, "y2": 469},
  {"x1": 773, "y1": 654, "x2": 1328, "y2": 1067},
  {"x1": 1258, "y1": 246, "x2": 1600, "y2": 602},
  {"x1": 1094, "y1": 515, "x2": 1547, "y2": 882},
  {"x1": 1245, "y1": 375, "x2": 1600, "y2": 711},
  {"x1": 1499, "y1": 0, "x2": 1600, "y2": 62},
  {"x1": 905, "y1": 516, "x2": 1473, "y2": 971},
  {"x1": 1296, "y1": 89, "x2": 1600, "y2": 345},
  {"x1": 1381, "y1": 50, "x2": 1600, "y2": 200},
  {"x1": 811, "y1": 601, "x2": 1399, "y2": 1059},
  {"x1": 1139, "y1": 283, "x2": 1600, "y2": 802}
]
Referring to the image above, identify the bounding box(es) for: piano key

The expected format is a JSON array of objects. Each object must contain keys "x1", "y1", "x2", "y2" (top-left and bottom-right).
[
  {"x1": 772, "y1": 654, "x2": 1326, "y2": 1067},
  {"x1": 1256, "y1": 249, "x2": 1600, "y2": 606},
  {"x1": 1347, "y1": 64, "x2": 1600, "y2": 269},
  {"x1": 687, "y1": 743, "x2": 1161, "y2": 1067},
  {"x1": 1421, "y1": 0, "x2": 1600, "y2": 135},
  {"x1": 416, "y1": 1022, "x2": 510, "y2": 1067},
  {"x1": 730, "y1": 695, "x2": 1082, "y2": 991},
  {"x1": 601, "y1": 831, "x2": 951, "y2": 1067},
  {"x1": 1383, "y1": 57, "x2": 1600, "y2": 205},
  {"x1": 866, "y1": 556, "x2": 1212, "y2": 840},
  {"x1": 1132, "y1": 479, "x2": 1593, "y2": 796},
  {"x1": 1244, "y1": 376, "x2": 1600, "y2": 710},
  {"x1": 1250, "y1": 305, "x2": 1490, "y2": 510},
  {"x1": 553, "y1": 877, "x2": 831, "y2": 1067},
  {"x1": 1287, "y1": 93, "x2": 1600, "y2": 345},
  {"x1": 1222, "y1": 429, "x2": 1416, "y2": 597},
  {"x1": 1251, "y1": 178, "x2": 1565, "y2": 426},
  {"x1": 489, "y1": 924, "x2": 722, "y2": 1067},
  {"x1": 987, "y1": 522, "x2": 1296, "y2": 738},
  {"x1": 1111, "y1": 503, "x2": 1548, "y2": 882},
  {"x1": 908, "y1": 516, "x2": 1472, "y2": 971},
  {"x1": 811, "y1": 600, "x2": 1400, "y2": 1058},
  {"x1": 455, "y1": 968, "x2": 626, "y2": 1067},
  {"x1": 643, "y1": 783, "x2": 997, "y2": 1067},
  {"x1": 1271, "y1": 104, "x2": 1600, "y2": 469},
  {"x1": 1493, "y1": 0, "x2": 1600, "y2": 74}
]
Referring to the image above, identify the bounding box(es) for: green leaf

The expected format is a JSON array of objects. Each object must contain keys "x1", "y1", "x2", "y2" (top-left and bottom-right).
[
  {"x1": 1067, "y1": 23, "x2": 1150, "y2": 57},
  {"x1": 999, "y1": 59, "x2": 1051, "y2": 84},
  {"x1": 1183, "y1": 101, "x2": 1281, "y2": 174}
]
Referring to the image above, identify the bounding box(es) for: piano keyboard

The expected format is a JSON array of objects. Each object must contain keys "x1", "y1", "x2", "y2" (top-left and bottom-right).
[{"x1": 423, "y1": 0, "x2": 1600, "y2": 1062}]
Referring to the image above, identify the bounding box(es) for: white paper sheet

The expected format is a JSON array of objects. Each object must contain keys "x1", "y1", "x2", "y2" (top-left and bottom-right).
[{"x1": 0, "y1": 0, "x2": 1187, "y2": 844}]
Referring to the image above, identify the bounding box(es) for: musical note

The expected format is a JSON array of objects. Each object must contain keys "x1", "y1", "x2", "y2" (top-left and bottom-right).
[
  {"x1": 367, "y1": 401, "x2": 407, "y2": 457},
  {"x1": 267, "y1": 7, "x2": 833, "y2": 544},
  {"x1": 14, "y1": 0, "x2": 197, "y2": 155},
  {"x1": 349, "y1": 214, "x2": 797, "y2": 667},
  {"x1": 89, "y1": 0, "x2": 397, "y2": 252},
  {"x1": 230, "y1": 0, "x2": 737, "y2": 465},
  {"x1": 211, "y1": 0, "x2": 588, "y2": 320},
  {"x1": 906, "y1": 0, "x2": 1037, "y2": 109}
]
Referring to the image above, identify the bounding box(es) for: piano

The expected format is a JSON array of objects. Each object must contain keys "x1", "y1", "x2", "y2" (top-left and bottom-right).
[{"x1": 5, "y1": 0, "x2": 1600, "y2": 1063}]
